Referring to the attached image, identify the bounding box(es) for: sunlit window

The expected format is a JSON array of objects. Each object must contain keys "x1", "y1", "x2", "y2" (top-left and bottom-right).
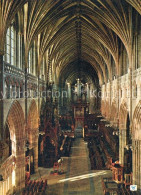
[
  {"x1": 6, "y1": 28, "x2": 10, "y2": 63},
  {"x1": 11, "y1": 26, "x2": 15, "y2": 65},
  {"x1": 28, "y1": 48, "x2": 32, "y2": 73},
  {"x1": 5, "y1": 26, "x2": 16, "y2": 65},
  {"x1": 18, "y1": 34, "x2": 22, "y2": 69}
]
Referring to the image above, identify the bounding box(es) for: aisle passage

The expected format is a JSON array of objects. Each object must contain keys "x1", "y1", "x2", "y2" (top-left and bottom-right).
[{"x1": 46, "y1": 138, "x2": 112, "y2": 195}]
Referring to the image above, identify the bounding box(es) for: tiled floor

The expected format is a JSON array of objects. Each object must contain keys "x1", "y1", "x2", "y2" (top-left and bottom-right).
[{"x1": 31, "y1": 138, "x2": 112, "y2": 195}]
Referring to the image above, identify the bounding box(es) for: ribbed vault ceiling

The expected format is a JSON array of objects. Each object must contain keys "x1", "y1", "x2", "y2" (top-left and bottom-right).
[{"x1": 0, "y1": 0, "x2": 141, "y2": 85}]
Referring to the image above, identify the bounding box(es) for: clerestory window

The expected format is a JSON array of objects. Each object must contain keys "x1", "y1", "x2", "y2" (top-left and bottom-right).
[{"x1": 5, "y1": 26, "x2": 16, "y2": 66}]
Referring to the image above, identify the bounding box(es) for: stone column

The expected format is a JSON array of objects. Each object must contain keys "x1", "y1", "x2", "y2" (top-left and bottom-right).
[
  {"x1": 33, "y1": 130, "x2": 39, "y2": 173},
  {"x1": 25, "y1": 67, "x2": 28, "y2": 123},
  {"x1": 15, "y1": 139, "x2": 25, "y2": 190},
  {"x1": 128, "y1": 67, "x2": 132, "y2": 134},
  {"x1": 119, "y1": 130, "x2": 122, "y2": 164},
  {"x1": 33, "y1": 144, "x2": 38, "y2": 173},
  {"x1": 119, "y1": 129, "x2": 126, "y2": 165},
  {"x1": 132, "y1": 140, "x2": 141, "y2": 190},
  {"x1": 38, "y1": 74, "x2": 40, "y2": 112},
  {"x1": 0, "y1": 54, "x2": 4, "y2": 139}
]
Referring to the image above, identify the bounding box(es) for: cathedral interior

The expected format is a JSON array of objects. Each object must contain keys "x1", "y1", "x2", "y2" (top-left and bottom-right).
[{"x1": 0, "y1": 0, "x2": 141, "y2": 194}]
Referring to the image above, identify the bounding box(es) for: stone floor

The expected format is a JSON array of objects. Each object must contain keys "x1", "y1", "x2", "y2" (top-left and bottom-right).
[{"x1": 31, "y1": 138, "x2": 112, "y2": 195}]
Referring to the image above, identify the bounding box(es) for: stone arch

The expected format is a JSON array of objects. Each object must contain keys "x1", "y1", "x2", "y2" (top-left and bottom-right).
[
  {"x1": 132, "y1": 100, "x2": 141, "y2": 140},
  {"x1": 132, "y1": 100, "x2": 141, "y2": 188},
  {"x1": 3, "y1": 100, "x2": 25, "y2": 190},
  {"x1": 5, "y1": 100, "x2": 25, "y2": 156},
  {"x1": 118, "y1": 102, "x2": 130, "y2": 166},
  {"x1": 26, "y1": 100, "x2": 39, "y2": 173}
]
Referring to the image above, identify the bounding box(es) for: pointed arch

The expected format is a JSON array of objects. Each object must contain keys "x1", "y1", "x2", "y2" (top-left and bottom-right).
[
  {"x1": 26, "y1": 100, "x2": 39, "y2": 173},
  {"x1": 3, "y1": 100, "x2": 25, "y2": 190},
  {"x1": 132, "y1": 100, "x2": 141, "y2": 140},
  {"x1": 5, "y1": 101, "x2": 25, "y2": 155},
  {"x1": 132, "y1": 100, "x2": 141, "y2": 188}
]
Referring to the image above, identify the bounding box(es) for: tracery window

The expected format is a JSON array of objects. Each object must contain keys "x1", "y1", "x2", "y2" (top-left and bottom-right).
[
  {"x1": 28, "y1": 48, "x2": 32, "y2": 73},
  {"x1": 5, "y1": 26, "x2": 16, "y2": 66},
  {"x1": 18, "y1": 33, "x2": 22, "y2": 69}
]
